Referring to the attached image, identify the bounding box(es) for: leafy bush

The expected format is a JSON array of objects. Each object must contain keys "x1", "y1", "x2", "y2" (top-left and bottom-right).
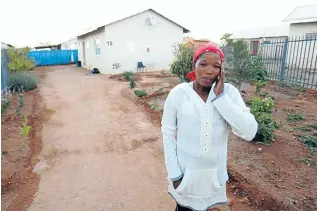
[
  {"x1": 249, "y1": 97, "x2": 277, "y2": 145},
  {"x1": 299, "y1": 135, "x2": 317, "y2": 149},
  {"x1": 170, "y1": 44, "x2": 194, "y2": 82},
  {"x1": 8, "y1": 47, "x2": 35, "y2": 72},
  {"x1": 9, "y1": 72, "x2": 38, "y2": 91},
  {"x1": 134, "y1": 90, "x2": 147, "y2": 97},
  {"x1": 121, "y1": 71, "x2": 134, "y2": 81},
  {"x1": 256, "y1": 81, "x2": 268, "y2": 94},
  {"x1": 129, "y1": 76, "x2": 136, "y2": 89}
]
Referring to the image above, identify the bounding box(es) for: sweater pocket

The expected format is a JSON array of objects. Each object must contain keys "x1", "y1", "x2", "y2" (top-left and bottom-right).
[{"x1": 179, "y1": 168, "x2": 224, "y2": 198}]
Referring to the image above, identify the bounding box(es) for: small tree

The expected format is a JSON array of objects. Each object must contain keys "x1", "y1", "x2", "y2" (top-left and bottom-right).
[
  {"x1": 8, "y1": 47, "x2": 35, "y2": 72},
  {"x1": 170, "y1": 43, "x2": 194, "y2": 82},
  {"x1": 222, "y1": 34, "x2": 268, "y2": 89}
]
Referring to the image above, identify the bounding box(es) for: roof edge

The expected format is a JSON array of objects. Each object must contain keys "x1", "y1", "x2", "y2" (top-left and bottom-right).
[{"x1": 77, "y1": 8, "x2": 190, "y2": 38}]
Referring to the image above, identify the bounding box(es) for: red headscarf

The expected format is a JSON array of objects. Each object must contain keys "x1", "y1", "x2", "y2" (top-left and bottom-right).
[{"x1": 186, "y1": 44, "x2": 225, "y2": 81}]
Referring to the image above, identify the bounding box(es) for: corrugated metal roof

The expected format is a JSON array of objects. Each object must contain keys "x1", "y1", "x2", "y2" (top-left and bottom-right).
[
  {"x1": 231, "y1": 24, "x2": 289, "y2": 39},
  {"x1": 77, "y1": 8, "x2": 190, "y2": 37},
  {"x1": 283, "y1": 4, "x2": 317, "y2": 23}
]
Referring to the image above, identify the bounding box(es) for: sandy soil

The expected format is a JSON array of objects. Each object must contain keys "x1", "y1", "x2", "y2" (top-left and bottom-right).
[{"x1": 27, "y1": 66, "x2": 175, "y2": 211}]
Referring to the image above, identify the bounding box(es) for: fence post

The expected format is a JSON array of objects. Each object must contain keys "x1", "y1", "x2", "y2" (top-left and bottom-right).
[
  {"x1": 1, "y1": 49, "x2": 9, "y2": 91},
  {"x1": 279, "y1": 38, "x2": 289, "y2": 81}
]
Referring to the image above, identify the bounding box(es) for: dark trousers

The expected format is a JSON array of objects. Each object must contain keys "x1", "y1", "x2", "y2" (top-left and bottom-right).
[{"x1": 175, "y1": 204, "x2": 192, "y2": 211}]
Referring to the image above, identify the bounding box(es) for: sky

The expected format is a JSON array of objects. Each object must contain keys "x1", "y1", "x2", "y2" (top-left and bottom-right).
[{"x1": 1, "y1": 0, "x2": 317, "y2": 47}]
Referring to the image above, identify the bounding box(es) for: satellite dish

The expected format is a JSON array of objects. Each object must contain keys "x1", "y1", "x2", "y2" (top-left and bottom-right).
[{"x1": 150, "y1": 16, "x2": 157, "y2": 25}]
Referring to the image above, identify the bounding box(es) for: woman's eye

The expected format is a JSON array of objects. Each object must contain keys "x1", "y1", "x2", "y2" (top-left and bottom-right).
[{"x1": 200, "y1": 63, "x2": 207, "y2": 67}]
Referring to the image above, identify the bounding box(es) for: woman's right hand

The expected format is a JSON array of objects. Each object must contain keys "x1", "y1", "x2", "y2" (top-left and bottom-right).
[{"x1": 173, "y1": 178, "x2": 182, "y2": 189}]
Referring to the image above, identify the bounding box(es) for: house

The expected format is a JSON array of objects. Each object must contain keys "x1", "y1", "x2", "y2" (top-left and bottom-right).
[
  {"x1": 183, "y1": 37, "x2": 211, "y2": 49},
  {"x1": 1, "y1": 42, "x2": 14, "y2": 49},
  {"x1": 283, "y1": 4, "x2": 317, "y2": 68},
  {"x1": 230, "y1": 24, "x2": 289, "y2": 57},
  {"x1": 283, "y1": 4, "x2": 317, "y2": 38},
  {"x1": 77, "y1": 8, "x2": 190, "y2": 73},
  {"x1": 60, "y1": 38, "x2": 78, "y2": 50}
]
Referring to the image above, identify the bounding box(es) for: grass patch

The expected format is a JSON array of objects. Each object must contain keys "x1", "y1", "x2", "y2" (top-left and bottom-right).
[
  {"x1": 295, "y1": 127, "x2": 312, "y2": 132},
  {"x1": 134, "y1": 90, "x2": 147, "y2": 97},
  {"x1": 308, "y1": 124, "x2": 317, "y2": 130},
  {"x1": 297, "y1": 157, "x2": 317, "y2": 167},
  {"x1": 287, "y1": 113, "x2": 305, "y2": 122}
]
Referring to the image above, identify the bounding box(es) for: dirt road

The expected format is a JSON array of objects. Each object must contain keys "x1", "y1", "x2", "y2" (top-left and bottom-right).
[{"x1": 29, "y1": 66, "x2": 174, "y2": 211}]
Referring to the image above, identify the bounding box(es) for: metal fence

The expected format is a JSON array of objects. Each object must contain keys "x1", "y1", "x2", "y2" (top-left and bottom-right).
[
  {"x1": 1, "y1": 49, "x2": 9, "y2": 91},
  {"x1": 223, "y1": 36, "x2": 317, "y2": 89}
]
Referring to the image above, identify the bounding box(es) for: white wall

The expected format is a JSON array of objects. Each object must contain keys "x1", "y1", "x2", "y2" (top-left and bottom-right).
[
  {"x1": 289, "y1": 22, "x2": 317, "y2": 37},
  {"x1": 78, "y1": 28, "x2": 105, "y2": 70},
  {"x1": 287, "y1": 22, "x2": 317, "y2": 68},
  {"x1": 61, "y1": 38, "x2": 79, "y2": 50}
]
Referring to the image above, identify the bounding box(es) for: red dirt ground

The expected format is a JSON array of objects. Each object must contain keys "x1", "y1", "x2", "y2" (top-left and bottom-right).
[
  {"x1": 1, "y1": 70, "x2": 45, "y2": 211},
  {"x1": 120, "y1": 72, "x2": 317, "y2": 211},
  {"x1": 2, "y1": 68, "x2": 316, "y2": 211}
]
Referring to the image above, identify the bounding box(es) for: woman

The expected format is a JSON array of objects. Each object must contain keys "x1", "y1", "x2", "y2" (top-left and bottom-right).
[{"x1": 161, "y1": 44, "x2": 258, "y2": 211}]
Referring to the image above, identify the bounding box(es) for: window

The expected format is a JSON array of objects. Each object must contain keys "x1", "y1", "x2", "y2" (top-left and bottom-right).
[
  {"x1": 305, "y1": 32, "x2": 317, "y2": 40},
  {"x1": 95, "y1": 39, "x2": 100, "y2": 56}
]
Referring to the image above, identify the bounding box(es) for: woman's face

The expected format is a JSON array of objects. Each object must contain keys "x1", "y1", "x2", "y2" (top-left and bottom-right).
[{"x1": 194, "y1": 52, "x2": 222, "y2": 87}]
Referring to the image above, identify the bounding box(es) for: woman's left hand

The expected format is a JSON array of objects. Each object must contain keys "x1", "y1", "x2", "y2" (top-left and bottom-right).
[{"x1": 214, "y1": 71, "x2": 224, "y2": 96}]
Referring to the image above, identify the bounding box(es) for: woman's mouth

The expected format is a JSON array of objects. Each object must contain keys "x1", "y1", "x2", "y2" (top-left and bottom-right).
[{"x1": 201, "y1": 77, "x2": 213, "y2": 83}]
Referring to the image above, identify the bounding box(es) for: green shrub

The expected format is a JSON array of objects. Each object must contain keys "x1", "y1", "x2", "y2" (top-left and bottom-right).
[
  {"x1": 249, "y1": 97, "x2": 274, "y2": 114},
  {"x1": 121, "y1": 71, "x2": 134, "y2": 81},
  {"x1": 9, "y1": 72, "x2": 38, "y2": 91},
  {"x1": 129, "y1": 76, "x2": 136, "y2": 89},
  {"x1": 249, "y1": 97, "x2": 277, "y2": 145},
  {"x1": 256, "y1": 81, "x2": 267, "y2": 94},
  {"x1": 8, "y1": 47, "x2": 35, "y2": 72},
  {"x1": 299, "y1": 135, "x2": 317, "y2": 149},
  {"x1": 134, "y1": 90, "x2": 147, "y2": 97}
]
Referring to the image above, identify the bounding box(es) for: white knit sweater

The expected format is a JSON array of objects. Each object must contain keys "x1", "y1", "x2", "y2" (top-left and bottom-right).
[{"x1": 161, "y1": 82, "x2": 258, "y2": 211}]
